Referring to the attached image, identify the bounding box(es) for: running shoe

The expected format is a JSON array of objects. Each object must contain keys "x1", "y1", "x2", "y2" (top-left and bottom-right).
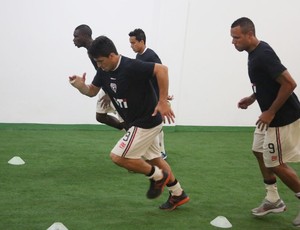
[
  {"x1": 251, "y1": 199, "x2": 286, "y2": 216},
  {"x1": 146, "y1": 171, "x2": 170, "y2": 199},
  {"x1": 159, "y1": 191, "x2": 190, "y2": 210},
  {"x1": 293, "y1": 210, "x2": 300, "y2": 227}
]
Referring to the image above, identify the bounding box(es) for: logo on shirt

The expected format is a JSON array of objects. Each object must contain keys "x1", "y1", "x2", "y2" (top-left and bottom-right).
[
  {"x1": 115, "y1": 98, "x2": 128, "y2": 108},
  {"x1": 110, "y1": 83, "x2": 117, "y2": 93},
  {"x1": 271, "y1": 155, "x2": 277, "y2": 161}
]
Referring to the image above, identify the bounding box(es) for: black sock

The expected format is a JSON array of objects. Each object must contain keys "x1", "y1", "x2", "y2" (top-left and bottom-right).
[
  {"x1": 167, "y1": 179, "x2": 178, "y2": 187},
  {"x1": 146, "y1": 166, "x2": 155, "y2": 177},
  {"x1": 264, "y1": 178, "x2": 277, "y2": 185}
]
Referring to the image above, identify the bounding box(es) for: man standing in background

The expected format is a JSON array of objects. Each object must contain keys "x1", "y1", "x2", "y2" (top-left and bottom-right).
[{"x1": 129, "y1": 28, "x2": 170, "y2": 160}]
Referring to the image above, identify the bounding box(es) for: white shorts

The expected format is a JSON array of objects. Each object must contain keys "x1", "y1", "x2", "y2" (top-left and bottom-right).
[
  {"x1": 111, "y1": 124, "x2": 162, "y2": 160},
  {"x1": 96, "y1": 89, "x2": 116, "y2": 114},
  {"x1": 252, "y1": 119, "x2": 300, "y2": 167},
  {"x1": 252, "y1": 127, "x2": 265, "y2": 153}
]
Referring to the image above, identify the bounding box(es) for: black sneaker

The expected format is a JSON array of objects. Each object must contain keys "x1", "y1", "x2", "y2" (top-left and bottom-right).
[
  {"x1": 159, "y1": 191, "x2": 190, "y2": 210},
  {"x1": 146, "y1": 171, "x2": 170, "y2": 199}
]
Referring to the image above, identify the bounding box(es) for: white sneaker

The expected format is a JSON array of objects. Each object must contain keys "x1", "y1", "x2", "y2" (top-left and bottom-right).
[
  {"x1": 251, "y1": 199, "x2": 286, "y2": 216},
  {"x1": 293, "y1": 211, "x2": 300, "y2": 227}
]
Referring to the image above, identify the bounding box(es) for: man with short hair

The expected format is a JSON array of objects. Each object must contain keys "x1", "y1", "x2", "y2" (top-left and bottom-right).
[
  {"x1": 129, "y1": 28, "x2": 170, "y2": 160},
  {"x1": 73, "y1": 24, "x2": 125, "y2": 130},
  {"x1": 69, "y1": 35, "x2": 189, "y2": 210},
  {"x1": 231, "y1": 17, "x2": 300, "y2": 226}
]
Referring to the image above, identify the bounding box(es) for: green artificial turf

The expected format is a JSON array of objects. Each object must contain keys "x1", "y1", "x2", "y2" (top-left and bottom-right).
[{"x1": 0, "y1": 123, "x2": 299, "y2": 230}]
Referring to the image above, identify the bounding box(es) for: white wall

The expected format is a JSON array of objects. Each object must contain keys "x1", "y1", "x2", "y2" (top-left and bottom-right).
[{"x1": 0, "y1": 0, "x2": 299, "y2": 126}]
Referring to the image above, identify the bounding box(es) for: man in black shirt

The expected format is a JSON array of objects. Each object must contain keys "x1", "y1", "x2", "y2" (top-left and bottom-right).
[
  {"x1": 69, "y1": 35, "x2": 189, "y2": 210},
  {"x1": 129, "y1": 28, "x2": 169, "y2": 160},
  {"x1": 231, "y1": 17, "x2": 300, "y2": 226},
  {"x1": 73, "y1": 25, "x2": 125, "y2": 130}
]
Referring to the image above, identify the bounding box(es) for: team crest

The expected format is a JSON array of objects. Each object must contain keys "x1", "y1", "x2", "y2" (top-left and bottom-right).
[{"x1": 110, "y1": 83, "x2": 117, "y2": 93}]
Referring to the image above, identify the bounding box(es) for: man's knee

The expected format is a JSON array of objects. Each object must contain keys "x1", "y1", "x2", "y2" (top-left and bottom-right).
[{"x1": 110, "y1": 152, "x2": 122, "y2": 166}]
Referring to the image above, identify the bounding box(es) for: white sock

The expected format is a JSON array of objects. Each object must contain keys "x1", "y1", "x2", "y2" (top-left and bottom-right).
[
  {"x1": 265, "y1": 183, "x2": 280, "y2": 203},
  {"x1": 295, "y1": 192, "x2": 300, "y2": 199},
  {"x1": 148, "y1": 166, "x2": 163, "y2": 181},
  {"x1": 168, "y1": 182, "x2": 183, "y2": 196}
]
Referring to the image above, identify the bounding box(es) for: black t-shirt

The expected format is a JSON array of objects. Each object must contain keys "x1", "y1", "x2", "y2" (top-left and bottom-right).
[
  {"x1": 136, "y1": 48, "x2": 162, "y2": 64},
  {"x1": 92, "y1": 56, "x2": 162, "y2": 129},
  {"x1": 248, "y1": 41, "x2": 300, "y2": 127},
  {"x1": 136, "y1": 48, "x2": 162, "y2": 97}
]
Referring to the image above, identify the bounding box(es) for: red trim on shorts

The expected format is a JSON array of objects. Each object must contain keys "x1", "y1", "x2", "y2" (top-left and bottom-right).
[
  {"x1": 121, "y1": 127, "x2": 138, "y2": 157},
  {"x1": 275, "y1": 127, "x2": 283, "y2": 165}
]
